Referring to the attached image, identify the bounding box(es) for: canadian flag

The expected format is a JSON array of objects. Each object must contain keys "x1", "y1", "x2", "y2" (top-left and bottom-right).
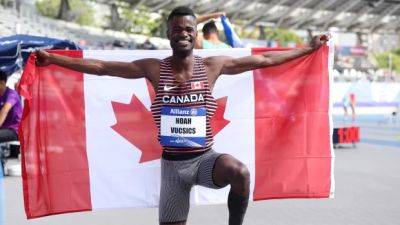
[
  {"x1": 191, "y1": 81, "x2": 205, "y2": 90},
  {"x1": 19, "y1": 47, "x2": 334, "y2": 219}
]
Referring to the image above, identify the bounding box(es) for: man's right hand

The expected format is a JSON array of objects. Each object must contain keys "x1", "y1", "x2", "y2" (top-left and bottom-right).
[{"x1": 34, "y1": 50, "x2": 52, "y2": 67}]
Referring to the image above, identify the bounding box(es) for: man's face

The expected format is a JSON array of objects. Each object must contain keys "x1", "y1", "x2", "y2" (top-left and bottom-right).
[{"x1": 167, "y1": 15, "x2": 197, "y2": 54}]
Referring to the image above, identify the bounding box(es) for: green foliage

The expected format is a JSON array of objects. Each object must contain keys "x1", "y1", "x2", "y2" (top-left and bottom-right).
[
  {"x1": 237, "y1": 28, "x2": 258, "y2": 40},
  {"x1": 236, "y1": 25, "x2": 303, "y2": 46},
  {"x1": 263, "y1": 28, "x2": 302, "y2": 46},
  {"x1": 69, "y1": 0, "x2": 95, "y2": 26},
  {"x1": 374, "y1": 51, "x2": 400, "y2": 74},
  {"x1": 35, "y1": 0, "x2": 59, "y2": 18},
  {"x1": 119, "y1": 5, "x2": 161, "y2": 36},
  {"x1": 35, "y1": 0, "x2": 95, "y2": 26}
]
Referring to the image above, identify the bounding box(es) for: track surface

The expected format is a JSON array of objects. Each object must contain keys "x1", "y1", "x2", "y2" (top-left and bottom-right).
[{"x1": 3, "y1": 115, "x2": 400, "y2": 225}]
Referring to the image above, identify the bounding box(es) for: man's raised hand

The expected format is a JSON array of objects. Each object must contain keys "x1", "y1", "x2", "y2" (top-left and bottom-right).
[
  {"x1": 309, "y1": 34, "x2": 329, "y2": 51},
  {"x1": 34, "y1": 50, "x2": 52, "y2": 67}
]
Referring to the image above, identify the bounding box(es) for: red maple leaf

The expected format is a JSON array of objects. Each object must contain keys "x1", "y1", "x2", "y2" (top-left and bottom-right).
[
  {"x1": 210, "y1": 96, "x2": 230, "y2": 136},
  {"x1": 110, "y1": 95, "x2": 162, "y2": 163},
  {"x1": 111, "y1": 82, "x2": 230, "y2": 163}
]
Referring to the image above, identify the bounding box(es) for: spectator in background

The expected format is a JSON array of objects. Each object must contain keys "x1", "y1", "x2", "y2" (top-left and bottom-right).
[
  {"x1": 349, "y1": 93, "x2": 356, "y2": 121},
  {"x1": 139, "y1": 39, "x2": 157, "y2": 50},
  {"x1": 198, "y1": 21, "x2": 231, "y2": 49},
  {"x1": 195, "y1": 12, "x2": 231, "y2": 49},
  {"x1": 343, "y1": 93, "x2": 356, "y2": 122},
  {"x1": 0, "y1": 70, "x2": 22, "y2": 174}
]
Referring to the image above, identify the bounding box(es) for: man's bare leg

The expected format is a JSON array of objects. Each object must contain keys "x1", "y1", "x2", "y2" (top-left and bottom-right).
[{"x1": 213, "y1": 154, "x2": 250, "y2": 225}]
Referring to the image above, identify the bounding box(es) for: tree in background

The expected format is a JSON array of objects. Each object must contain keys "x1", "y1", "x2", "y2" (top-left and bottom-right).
[
  {"x1": 0, "y1": 0, "x2": 9, "y2": 7},
  {"x1": 36, "y1": 0, "x2": 58, "y2": 18},
  {"x1": 36, "y1": 0, "x2": 95, "y2": 26},
  {"x1": 374, "y1": 50, "x2": 400, "y2": 74},
  {"x1": 263, "y1": 28, "x2": 303, "y2": 46},
  {"x1": 118, "y1": 5, "x2": 161, "y2": 36},
  {"x1": 35, "y1": 0, "x2": 162, "y2": 36},
  {"x1": 395, "y1": 48, "x2": 400, "y2": 56},
  {"x1": 236, "y1": 23, "x2": 303, "y2": 47}
]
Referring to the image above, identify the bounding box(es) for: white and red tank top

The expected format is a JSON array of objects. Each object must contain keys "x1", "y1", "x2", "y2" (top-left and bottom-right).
[{"x1": 151, "y1": 56, "x2": 217, "y2": 160}]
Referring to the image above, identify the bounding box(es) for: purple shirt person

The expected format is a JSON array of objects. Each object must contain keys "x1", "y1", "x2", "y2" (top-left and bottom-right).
[
  {"x1": 0, "y1": 70, "x2": 22, "y2": 175},
  {"x1": 0, "y1": 87, "x2": 22, "y2": 131},
  {"x1": 0, "y1": 71, "x2": 22, "y2": 142}
]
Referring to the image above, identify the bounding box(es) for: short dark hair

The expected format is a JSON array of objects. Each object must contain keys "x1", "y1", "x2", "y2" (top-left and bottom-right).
[
  {"x1": 167, "y1": 6, "x2": 196, "y2": 22},
  {"x1": 0, "y1": 70, "x2": 8, "y2": 82},
  {"x1": 202, "y1": 21, "x2": 218, "y2": 36}
]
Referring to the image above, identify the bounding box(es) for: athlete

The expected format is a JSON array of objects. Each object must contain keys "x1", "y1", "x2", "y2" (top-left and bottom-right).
[{"x1": 34, "y1": 6, "x2": 328, "y2": 225}]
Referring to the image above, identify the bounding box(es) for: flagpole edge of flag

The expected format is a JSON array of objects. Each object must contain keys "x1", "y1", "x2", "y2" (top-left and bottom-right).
[{"x1": 327, "y1": 41, "x2": 336, "y2": 198}]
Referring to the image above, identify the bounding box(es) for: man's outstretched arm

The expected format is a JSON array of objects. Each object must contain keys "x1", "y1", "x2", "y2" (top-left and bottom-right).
[
  {"x1": 206, "y1": 35, "x2": 328, "y2": 77},
  {"x1": 34, "y1": 50, "x2": 159, "y2": 81}
]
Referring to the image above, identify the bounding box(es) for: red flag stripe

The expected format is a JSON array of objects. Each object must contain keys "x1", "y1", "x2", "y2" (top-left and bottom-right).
[
  {"x1": 19, "y1": 50, "x2": 91, "y2": 218},
  {"x1": 252, "y1": 46, "x2": 332, "y2": 200}
]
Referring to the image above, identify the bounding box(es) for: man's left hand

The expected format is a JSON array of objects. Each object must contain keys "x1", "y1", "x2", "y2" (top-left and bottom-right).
[{"x1": 309, "y1": 34, "x2": 329, "y2": 51}]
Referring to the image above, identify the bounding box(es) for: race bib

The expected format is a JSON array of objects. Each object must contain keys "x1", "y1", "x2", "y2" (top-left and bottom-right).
[{"x1": 160, "y1": 106, "x2": 206, "y2": 147}]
